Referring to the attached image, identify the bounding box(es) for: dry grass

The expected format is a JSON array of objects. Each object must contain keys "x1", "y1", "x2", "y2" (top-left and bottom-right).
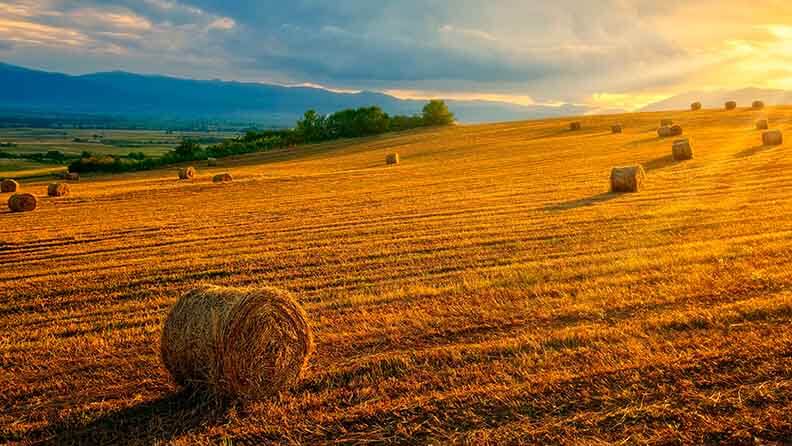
[
  {"x1": 610, "y1": 165, "x2": 646, "y2": 193},
  {"x1": 2, "y1": 107, "x2": 792, "y2": 445},
  {"x1": 178, "y1": 167, "x2": 196, "y2": 180},
  {"x1": 7, "y1": 192, "x2": 37, "y2": 212},
  {"x1": 763, "y1": 130, "x2": 783, "y2": 146},
  {"x1": 657, "y1": 125, "x2": 682, "y2": 138},
  {"x1": 672, "y1": 139, "x2": 694, "y2": 161},
  {"x1": 212, "y1": 173, "x2": 233, "y2": 183},
  {"x1": 47, "y1": 183, "x2": 70, "y2": 197},
  {"x1": 161, "y1": 285, "x2": 313, "y2": 400},
  {"x1": 1, "y1": 178, "x2": 19, "y2": 193}
]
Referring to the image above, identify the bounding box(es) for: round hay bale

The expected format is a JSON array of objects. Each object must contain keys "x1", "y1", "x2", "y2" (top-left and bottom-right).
[
  {"x1": 207, "y1": 157, "x2": 217, "y2": 167},
  {"x1": 611, "y1": 124, "x2": 623, "y2": 134},
  {"x1": 65, "y1": 172, "x2": 80, "y2": 181},
  {"x1": 762, "y1": 130, "x2": 783, "y2": 146},
  {"x1": 756, "y1": 119, "x2": 769, "y2": 130},
  {"x1": 8, "y1": 193, "x2": 37, "y2": 212},
  {"x1": 752, "y1": 100, "x2": 765, "y2": 110},
  {"x1": 725, "y1": 101, "x2": 737, "y2": 110},
  {"x1": 691, "y1": 102, "x2": 702, "y2": 111},
  {"x1": 212, "y1": 173, "x2": 233, "y2": 183},
  {"x1": 670, "y1": 124, "x2": 683, "y2": 136},
  {"x1": 161, "y1": 285, "x2": 314, "y2": 400},
  {"x1": 610, "y1": 166, "x2": 646, "y2": 193},
  {"x1": 660, "y1": 119, "x2": 673, "y2": 127},
  {"x1": 1, "y1": 179, "x2": 19, "y2": 193},
  {"x1": 672, "y1": 139, "x2": 693, "y2": 161},
  {"x1": 178, "y1": 167, "x2": 196, "y2": 180},
  {"x1": 47, "y1": 182, "x2": 70, "y2": 197},
  {"x1": 657, "y1": 126, "x2": 673, "y2": 138},
  {"x1": 386, "y1": 153, "x2": 400, "y2": 165},
  {"x1": 569, "y1": 122, "x2": 582, "y2": 131}
]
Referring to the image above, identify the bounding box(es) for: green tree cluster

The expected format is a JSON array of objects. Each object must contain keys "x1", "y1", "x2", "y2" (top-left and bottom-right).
[{"x1": 69, "y1": 101, "x2": 454, "y2": 174}]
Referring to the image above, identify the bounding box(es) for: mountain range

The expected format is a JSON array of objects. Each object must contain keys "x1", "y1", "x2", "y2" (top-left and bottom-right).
[{"x1": 0, "y1": 62, "x2": 587, "y2": 128}]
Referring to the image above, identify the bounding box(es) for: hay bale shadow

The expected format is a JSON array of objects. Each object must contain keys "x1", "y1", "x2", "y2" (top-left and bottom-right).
[
  {"x1": 625, "y1": 136, "x2": 662, "y2": 148},
  {"x1": 26, "y1": 389, "x2": 229, "y2": 446},
  {"x1": 580, "y1": 131, "x2": 613, "y2": 139},
  {"x1": 642, "y1": 154, "x2": 675, "y2": 171},
  {"x1": 545, "y1": 192, "x2": 619, "y2": 211},
  {"x1": 735, "y1": 144, "x2": 770, "y2": 158}
]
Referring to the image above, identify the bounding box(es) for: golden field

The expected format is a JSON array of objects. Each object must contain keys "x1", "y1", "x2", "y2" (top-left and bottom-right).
[{"x1": 2, "y1": 106, "x2": 792, "y2": 445}]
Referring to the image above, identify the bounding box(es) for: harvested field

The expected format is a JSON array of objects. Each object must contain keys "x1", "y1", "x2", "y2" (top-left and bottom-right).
[{"x1": 2, "y1": 107, "x2": 792, "y2": 445}]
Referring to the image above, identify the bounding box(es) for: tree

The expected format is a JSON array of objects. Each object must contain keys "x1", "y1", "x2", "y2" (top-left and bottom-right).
[
  {"x1": 296, "y1": 110, "x2": 327, "y2": 142},
  {"x1": 174, "y1": 139, "x2": 202, "y2": 159},
  {"x1": 422, "y1": 100, "x2": 455, "y2": 126}
]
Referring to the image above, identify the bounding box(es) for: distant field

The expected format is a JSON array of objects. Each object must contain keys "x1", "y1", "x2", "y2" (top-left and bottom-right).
[
  {"x1": 0, "y1": 128, "x2": 237, "y2": 178},
  {"x1": 0, "y1": 159, "x2": 65, "y2": 178},
  {"x1": 2, "y1": 107, "x2": 792, "y2": 444}
]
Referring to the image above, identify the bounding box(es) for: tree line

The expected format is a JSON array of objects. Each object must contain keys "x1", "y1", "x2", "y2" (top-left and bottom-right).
[{"x1": 68, "y1": 100, "x2": 454, "y2": 173}]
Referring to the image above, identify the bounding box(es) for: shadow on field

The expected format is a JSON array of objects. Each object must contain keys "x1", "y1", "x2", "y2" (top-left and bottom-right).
[
  {"x1": 735, "y1": 144, "x2": 770, "y2": 158},
  {"x1": 625, "y1": 135, "x2": 661, "y2": 147},
  {"x1": 545, "y1": 192, "x2": 619, "y2": 211},
  {"x1": 580, "y1": 131, "x2": 613, "y2": 138},
  {"x1": 642, "y1": 154, "x2": 675, "y2": 171},
  {"x1": 29, "y1": 389, "x2": 229, "y2": 446}
]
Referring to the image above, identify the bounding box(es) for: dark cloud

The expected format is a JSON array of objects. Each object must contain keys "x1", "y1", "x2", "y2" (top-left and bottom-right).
[{"x1": 0, "y1": 0, "x2": 699, "y2": 102}]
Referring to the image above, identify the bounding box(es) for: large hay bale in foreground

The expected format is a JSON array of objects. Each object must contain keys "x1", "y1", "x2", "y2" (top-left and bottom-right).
[
  {"x1": 213, "y1": 173, "x2": 233, "y2": 183},
  {"x1": 1, "y1": 179, "x2": 19, "y2": 193},
  {"x1": 610, "y1": 165, "x2": 646, "y2": 193},
  {"x1": 762, "y1": 130, "x2": 783, "y2": 146},
  {"x1": 660, "y1": 119, "x2": 673, "y2": 127},
  {"x1": 672, "y1": 139, "x2": 693, "y2": 161},
  {"x1": 386, "y1": 153, "x2": 400, "y2": 165},
  {"x1": 611, "y1": 124, "x2": 623, "y2": 134},
  {"x1": 752, "y1": 100, "x2": 765, "y2": 110},
  {"x1": 569, "y1": 122, "x2": 581, "y2": 131},
  {"x1": 161, "y1": 285, "x2": 314, "y2": 400},
  {"x1": 756, "y1": 119, "x2": 769, "y2": 130},
  {"x1": 178, "y1": 167, "x2": 196, "y2": 180},
  {"x1": 725, "y1": 101, "x2": 737, "y2": 110},
  {"x1": 8, "y1": 193, "x2": 37, "y2": 212},
  {"x1": 47, "y1": 182, "x2": 70, "y2": 197},
  {"x1": 65, "y1": 172, "x2": 80, "y2": 181},
  {"x1": 691, "y1": 102, "x2": 702, "y2": 111}
]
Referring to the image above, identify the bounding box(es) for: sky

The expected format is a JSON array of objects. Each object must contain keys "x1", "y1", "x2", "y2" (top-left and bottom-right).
[{"x1": 1, "y1": 0, "x2": 792, "y2": 111}]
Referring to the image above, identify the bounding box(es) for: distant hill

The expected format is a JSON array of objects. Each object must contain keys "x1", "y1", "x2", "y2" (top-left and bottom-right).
[
  {"x1": 642, "y1": 87, "x2": 792, "y2": 112},
  {"x1": 0, "y1": 62, "x2": 588, "y2": 127}
]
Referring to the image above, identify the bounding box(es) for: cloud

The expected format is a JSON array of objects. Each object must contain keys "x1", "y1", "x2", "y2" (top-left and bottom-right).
[
  {"x1": 185, "y1": 0, "x2": 690, "y2": 100},
  {"x1": 0, "y1": 0, "x2": 791, "y2": 108}
]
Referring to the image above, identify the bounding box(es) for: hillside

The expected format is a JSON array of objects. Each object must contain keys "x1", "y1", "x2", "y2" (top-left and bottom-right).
[
  {"x1": 2, "y1": 107, "x2": 792, "y2": 444},
  {"x1": 643, "y1": 87, "x2": 792, "y2": 112},
  {"x1": 0, "y1": 63, "x2": 587, "y2": 126}
]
